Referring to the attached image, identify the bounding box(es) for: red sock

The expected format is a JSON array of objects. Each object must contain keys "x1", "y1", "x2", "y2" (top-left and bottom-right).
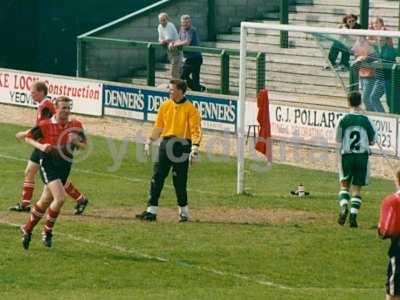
[
  {"x1": 64, "y1": 182, "x2": 84, "y2": 202},
  {"x1": 43, "y1": 208, "x2": 60, "y2": 233},
  {"x1": 21, "y1": 181, "x2": 35, "y2": 207},
  {"x1": 24, "y1": 204, "x2": 45, "y2": 233}
]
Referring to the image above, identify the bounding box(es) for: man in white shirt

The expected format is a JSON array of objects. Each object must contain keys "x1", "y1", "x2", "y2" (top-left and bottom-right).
[{"x1": 158, "y1": 13, "x2": 182, "y2": 80}]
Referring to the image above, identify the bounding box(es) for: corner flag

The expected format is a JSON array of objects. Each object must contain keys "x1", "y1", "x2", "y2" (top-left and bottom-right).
[{"x1": 255, "y1": 89, "x2": 272, "y2": 162}]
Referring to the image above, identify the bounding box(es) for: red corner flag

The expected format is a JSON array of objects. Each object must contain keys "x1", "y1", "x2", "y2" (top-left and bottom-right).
[{"x1": 255, "y1": 89, "x2": 272, "y2": 162}]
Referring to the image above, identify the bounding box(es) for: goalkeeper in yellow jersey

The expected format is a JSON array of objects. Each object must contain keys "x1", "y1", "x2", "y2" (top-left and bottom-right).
[{"x1": 135, "y1": 79, "x2": 202, "y2": 222}]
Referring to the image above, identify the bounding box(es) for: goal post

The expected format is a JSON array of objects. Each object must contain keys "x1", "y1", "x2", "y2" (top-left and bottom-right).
[{"x1": 236, "y1": 22, "x2": 400, "y2": 194}]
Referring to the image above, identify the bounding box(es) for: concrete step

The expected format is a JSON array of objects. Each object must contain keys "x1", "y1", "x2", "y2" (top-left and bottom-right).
[
  {"x1": 149, "y1": 54, "x2": 351, "y2": 83},
  {"x1": 294, "y1": 0, "x2": 400, "y2": 9},
  {"x1": 154, "y1": 67, "x2": 345, "y2": 88},
  {"x1": 203, "y1": 75, "x2": 345, "y2": 97},
  {"x1": 200, "y1": 55, "x2": 350, "y2": 84},
  {"x1": 148, "y1": 68, "x2": 346, "y2": 98},
  {"x1": 199, "y1": 78, "x2": 345, "y2": 98},
  {"x1": 203, "y1": 40, "x2": 323, "y2": 57},
  {"x1": 263, "y1": 12, "x2": 399, "y2": 28},
  {"x1": 214, "y1": 33, "x2": 321, "y2": 49},
  {"x1": 155, "y1": 61, "x2": 349, "y2": 80},
  {"x1": 291, "y1": 4, "x2": 399, "y2": 17},
  {"x1": 202, "y1": 51, "x2": 326, "y2": 68},
  {"x1": 231, "y1": 26, "x2": 316, "y2": 37},
  {"x1": 226, "y1": 30, "x2": 323, "y2": 49},
  {"x1": 193, "y1": 63, "x2": 348, "y2": 83}
]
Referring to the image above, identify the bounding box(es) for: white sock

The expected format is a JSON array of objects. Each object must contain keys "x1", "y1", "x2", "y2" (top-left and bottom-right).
[
  {"x1": 179, "y1": 205, "x2": 189, "y2": 217},
  {"x1": 147, "y1": 206, "x2": 158, "y2": 214},
  {"x1": 350, "y1": 207, "x2": 358, "y2": 214}
]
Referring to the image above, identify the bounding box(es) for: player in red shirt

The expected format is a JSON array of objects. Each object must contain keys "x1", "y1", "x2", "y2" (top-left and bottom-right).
[
  {"x1": 19, "y1": 96, "x2": 87, "y2": 249},
  {"x1": 10, "y1": 81, "x2": 89, "y2": 215},
  {"x1": 379, "y1": 170, "x2": 400, "y2": 300}
]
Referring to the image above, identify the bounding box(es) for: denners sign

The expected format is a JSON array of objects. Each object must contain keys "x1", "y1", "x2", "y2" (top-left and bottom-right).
[{"x1": 103, "y1": 84, "x2": 237, "y2": 133}]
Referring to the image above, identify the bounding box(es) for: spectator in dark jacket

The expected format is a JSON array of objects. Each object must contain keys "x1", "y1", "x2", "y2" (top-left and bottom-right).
[
  {"x1": 324, "y1": 14, "x2": 361, "y2": 71},
  {"x1": 171, "y1": 15, "x2": 204, "y2": 92}
]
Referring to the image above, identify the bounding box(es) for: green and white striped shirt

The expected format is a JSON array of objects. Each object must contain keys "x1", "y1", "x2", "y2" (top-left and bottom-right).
[{"x1": 335, "y1": 112, "x2": 376, "y2": 155}]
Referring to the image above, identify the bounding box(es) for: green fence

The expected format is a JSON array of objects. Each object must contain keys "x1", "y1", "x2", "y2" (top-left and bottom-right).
[
  {"x1": 390, "y1": 64, "x2": 400, "y2": 113},
  {"x1": 77, "y1": 36, "x2": 266, "y2": 94}
]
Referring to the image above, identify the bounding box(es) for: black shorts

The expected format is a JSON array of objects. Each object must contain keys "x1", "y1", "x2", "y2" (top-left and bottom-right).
[
  {"x1": 29, "y1": 148, "x2": 42, "y2": 164},
  {"x1": 386, "y1": 255, "x2": 400, "y2": 296},
  {"x1": 39, "y1": 154, "x2": 72, "y2": 185}
]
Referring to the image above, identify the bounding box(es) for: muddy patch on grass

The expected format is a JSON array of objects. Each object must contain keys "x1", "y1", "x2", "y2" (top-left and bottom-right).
[{"x1": 56, "y1": 207, "x2": 324, "y2": 225}]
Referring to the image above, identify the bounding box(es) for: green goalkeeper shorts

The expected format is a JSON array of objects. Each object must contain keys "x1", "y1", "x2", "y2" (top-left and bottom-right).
[{"x1": 339, "y1": 153, "x2": 369, "y2": 186}]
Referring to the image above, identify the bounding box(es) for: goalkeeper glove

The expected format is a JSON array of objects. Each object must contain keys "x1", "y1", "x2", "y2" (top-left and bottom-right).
[{"x1": 189, "y1": 145, "x2": 199, "y2": 164}]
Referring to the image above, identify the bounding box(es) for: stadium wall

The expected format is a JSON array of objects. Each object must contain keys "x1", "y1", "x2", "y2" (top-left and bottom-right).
[
  {"x1": 0, "y1": 0, "x2": 159, "y2": 76},
  {"x1": 80, "y1": 0, "x2": 284, "y2": 81},
  {"x1": 81, "y1": 0, "x2": 209, "y2": 81},
  {"x1": 214, "y1": 0, "x2": 290, "y2": 34}
]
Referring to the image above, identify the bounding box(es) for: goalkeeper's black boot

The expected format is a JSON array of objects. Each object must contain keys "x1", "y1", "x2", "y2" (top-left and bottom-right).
[
  {"x1": 135, "y1": 211, "x2": 157, "y2": 221},
  {"x1": 349, "y1": 213, "x2": 358, "y2": 228},
  {"x1": 337, "y1": 205, "x2": 348, "y2": 226},
  {"x1": 20, "y1": 226, "x2": 32, "y2": 250},
  {"x1": 42, "y1": 231, "x2": 53, "y2": 248},
  {"x1": 10, "y1": 203, "x2": 31, "y2": 213}
]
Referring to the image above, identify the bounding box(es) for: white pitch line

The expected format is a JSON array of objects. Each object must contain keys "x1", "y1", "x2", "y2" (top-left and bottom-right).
[{"x1": 0, "y1": 219, "x2": 382, "y2": 292}]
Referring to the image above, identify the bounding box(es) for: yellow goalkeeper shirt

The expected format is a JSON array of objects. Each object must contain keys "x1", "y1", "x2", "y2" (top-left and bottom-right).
[{"x1": 154, "y1": 98, "x2": 202, "y2": 145}]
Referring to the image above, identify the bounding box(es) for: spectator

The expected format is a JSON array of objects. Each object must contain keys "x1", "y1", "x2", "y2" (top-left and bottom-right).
[
  {"x1": 157, "y1": 13, "x2": 182, "y2": 80},
  {"x1": 352, "y1": 36, "x2": 383, "y2": 112},
  {"x1": 324, "y1": 14, "x2": 361, "y2": 71},
  {"x1": 171, "y1": 15, "x2": 204, "y2": 92},
  {"x1": 369, "y1": 17, "x2": 397, "y2": 111}
]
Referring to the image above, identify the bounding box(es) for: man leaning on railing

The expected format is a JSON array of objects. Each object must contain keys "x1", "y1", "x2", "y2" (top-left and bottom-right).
[{"x1": 158, "y1": 13, "x2": 182, "y2": 80}]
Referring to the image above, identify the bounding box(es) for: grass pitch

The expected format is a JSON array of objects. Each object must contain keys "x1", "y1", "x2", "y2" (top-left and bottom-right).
[{"x1": 0, "y1": 122, "x2": 394, "y2": 300}]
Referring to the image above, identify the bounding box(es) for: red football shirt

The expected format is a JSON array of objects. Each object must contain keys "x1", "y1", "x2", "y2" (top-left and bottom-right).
[
  {"x1": 27, "y1": 116, "x2": 85, "y2": 148},
  {"x1": 379, "y1": 191, "x2": 400, "y2": 238},
  {"x1": 36, "y1": 99, "x2": 56, "y2": 124}
]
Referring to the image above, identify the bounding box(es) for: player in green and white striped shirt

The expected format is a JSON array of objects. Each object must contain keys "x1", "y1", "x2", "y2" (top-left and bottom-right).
[{"x1": 335, "y1": 91, "x2": 377, "y2": 228}]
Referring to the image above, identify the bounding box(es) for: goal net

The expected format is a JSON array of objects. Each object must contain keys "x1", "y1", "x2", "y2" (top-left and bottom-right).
[{"x1": 237, "y1": 22, "x2": 400, "y2": 194}]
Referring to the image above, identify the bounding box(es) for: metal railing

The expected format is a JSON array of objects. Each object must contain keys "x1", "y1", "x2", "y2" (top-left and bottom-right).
[
  {"x1": 77, "y1": 36, "x2": 266, "y2": 94},
  {"x1": 359, "y1": 0, "x2": 369, "y2": 29},
  {"x1": 280, "y1": 0, "x2": 289, "y2": 48}
]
